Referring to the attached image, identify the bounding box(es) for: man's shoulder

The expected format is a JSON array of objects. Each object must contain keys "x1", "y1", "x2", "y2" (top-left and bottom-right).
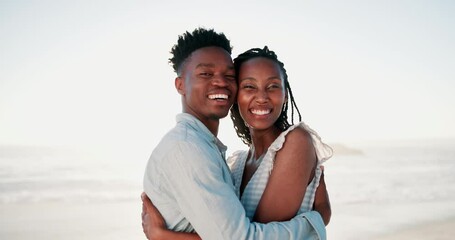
[
  {"x1": 162, "y1": 123, "x2": 206, "y2": 145},
  {"x1": 152, "y1": 125, "x2": 208, "y2": 161}
]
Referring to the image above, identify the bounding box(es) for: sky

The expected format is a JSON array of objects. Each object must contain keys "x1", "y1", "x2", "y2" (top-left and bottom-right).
[{"x1": 1, "y1": 0, "x2": 454, "y2": 155}]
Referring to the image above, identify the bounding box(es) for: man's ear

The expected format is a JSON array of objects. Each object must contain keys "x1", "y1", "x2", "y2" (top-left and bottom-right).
[{"x1": 175, "y1": 77, "x2": 184, "y2": 95}]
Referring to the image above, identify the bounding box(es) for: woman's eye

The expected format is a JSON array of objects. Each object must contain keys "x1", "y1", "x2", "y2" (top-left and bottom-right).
[{"x1": 268, "y1": 84, "x2": 280, "y2": 89}]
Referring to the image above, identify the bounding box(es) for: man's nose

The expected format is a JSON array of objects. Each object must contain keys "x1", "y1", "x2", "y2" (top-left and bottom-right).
[{"x1": 212, "y1": 75, "x2": 229, "y2": 86}]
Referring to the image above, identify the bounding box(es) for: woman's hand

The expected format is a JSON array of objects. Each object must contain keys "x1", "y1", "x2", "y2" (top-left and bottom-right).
[
  {"x1": 141, "y1": 192, "x2": 166, "y2": 239},
  {"x1": 141, "y1": 192, "x2": 201, "y2": 240}
]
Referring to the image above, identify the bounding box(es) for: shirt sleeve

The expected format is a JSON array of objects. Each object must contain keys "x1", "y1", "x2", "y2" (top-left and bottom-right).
[{"x1": 163, "y1": 141, "x2": 326, "y2": 240}]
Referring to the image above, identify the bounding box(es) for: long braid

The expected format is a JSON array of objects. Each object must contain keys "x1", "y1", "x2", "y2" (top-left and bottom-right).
[
  {"x1": 287, "y1": 82, "x2": 302, "y2": 122},
  {"x1": 231, "y1": 46, "x2": 302, "y2": 146}
]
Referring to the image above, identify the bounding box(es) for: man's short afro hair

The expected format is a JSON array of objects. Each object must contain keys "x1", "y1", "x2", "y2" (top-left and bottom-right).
[{"x1": 169, "y1": 28, "x2": 232, "y2": 74}]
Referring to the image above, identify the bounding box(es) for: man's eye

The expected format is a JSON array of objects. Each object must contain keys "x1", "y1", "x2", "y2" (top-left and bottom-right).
[
  {"x1": 225, "y1": 75, "x2": 236, "y2": 81},
  {"x1": 200, "y1": 73, "x2": 213, "y2": 77}
]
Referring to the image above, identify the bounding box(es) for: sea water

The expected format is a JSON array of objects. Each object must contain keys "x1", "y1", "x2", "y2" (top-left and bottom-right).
[
  {"x1": 0, "y1": 145, "x2": 145, "y2": 204},
  {"x1": 325, "y1": 139, "x2": 455, "y2": 239},
  {"x1": 327, "y1": 139, "x2": 455, "y2": 204},
  {"x1": 1, "y1": 139, "x2": 454, "y2": 239}
]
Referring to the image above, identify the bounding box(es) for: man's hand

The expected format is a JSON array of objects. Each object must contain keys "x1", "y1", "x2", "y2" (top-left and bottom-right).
[{"x1": 141, "y1": 192, "x2": 166, "y2": 239}]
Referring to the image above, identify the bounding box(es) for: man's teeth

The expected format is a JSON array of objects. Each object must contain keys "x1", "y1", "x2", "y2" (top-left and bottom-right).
[
  {"x1": 208, "y1": 94, "x2": 228, "y2": 100},
  {"x1": 251, "y1": 109, "x2": 271, "y2": 115}
]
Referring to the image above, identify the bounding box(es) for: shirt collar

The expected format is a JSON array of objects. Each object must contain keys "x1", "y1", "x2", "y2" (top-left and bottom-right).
[{"x1": 176, "y1": 113, "x2": 228, "y2": 155}]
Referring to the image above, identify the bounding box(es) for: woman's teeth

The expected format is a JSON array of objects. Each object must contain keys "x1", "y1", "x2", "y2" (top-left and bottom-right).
[{"x1": 251, "y1": 109, "x2": 271, "y2": 115}]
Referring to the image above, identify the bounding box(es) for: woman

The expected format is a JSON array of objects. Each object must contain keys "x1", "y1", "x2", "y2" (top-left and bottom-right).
[
  {"x1": 142, "y1": 46, "x2": 332, "y2": 239},
  {"x1": 228, "y1": 46, "x2": 332, "y2": 223}
]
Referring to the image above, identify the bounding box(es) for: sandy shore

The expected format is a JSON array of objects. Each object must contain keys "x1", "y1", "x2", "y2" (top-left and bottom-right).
[
  {"x1": 371, "y1": 218, "x2": 455, "y2": 240},
  {"x1": 2, "y1": 200, "x2": 455, "y2": 239},
  {"x1": 326, "y1": 201, "x2": 455, "y2": 240},
  {"x1": 0, "y1": 201, "x2": 144, "y2": 240}
]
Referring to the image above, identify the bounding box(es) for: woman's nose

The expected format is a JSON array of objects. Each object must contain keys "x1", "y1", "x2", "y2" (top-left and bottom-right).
[{"x1": 255, "y1": 90, "x2": 268, "y2": 103}]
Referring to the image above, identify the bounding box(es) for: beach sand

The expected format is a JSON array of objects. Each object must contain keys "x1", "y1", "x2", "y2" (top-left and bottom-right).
[
  {"x1": 2, "y1": 199, "x2": 455, "y2": 239},
  {"x1": 371, "y1": 218, "x2": 455, "y2": 240},
  {"x1": 0, "y1": 201, "x2": 143, "y2": 240},
  {"x1": 327, "y1": 201, "x2": 455, "y2": 240}
]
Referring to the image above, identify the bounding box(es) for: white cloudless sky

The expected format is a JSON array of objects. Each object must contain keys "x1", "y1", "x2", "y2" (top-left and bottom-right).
[{"x1": 1, "y1": 0, "x2": 454, "y2": 155}]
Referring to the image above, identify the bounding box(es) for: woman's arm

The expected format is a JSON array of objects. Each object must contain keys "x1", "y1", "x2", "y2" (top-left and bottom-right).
[
  {"x1": 141, "y1": 193, "x2": 201, "y2": 240},
  {"x1": 254, "y1": 128, "x2": 317, "y2": 223}
]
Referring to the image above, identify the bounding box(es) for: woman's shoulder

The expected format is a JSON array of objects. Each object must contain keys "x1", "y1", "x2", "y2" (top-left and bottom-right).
[
  {"x1": 279, "y1": 125, "x2": 314, "y2": 157},
  {"x1": 295, "y1": 122, "x2": 333, "y2": 163},
  {"x1": 286, "y1": 124, "x2": 313, "y2": 142},
  {"x1": 270, "y1": 122, "x2": 333, "y2": 163},
  {"x1": 269, "y1": 122, "x2": 311, "y2": 152}
]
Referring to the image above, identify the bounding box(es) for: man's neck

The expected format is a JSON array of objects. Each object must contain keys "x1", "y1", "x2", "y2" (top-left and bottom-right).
[
  {"x1": 184, "y1": 112, "x2": 220, "y2": 136},
  {"x1": 198, "y1": 118, "x2": 220, "y2": 137}
]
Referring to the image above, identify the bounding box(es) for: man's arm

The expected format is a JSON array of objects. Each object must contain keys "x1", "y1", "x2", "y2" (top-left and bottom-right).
[
  {"x1": 155, "y1": 142, "x2": 326, "y2": 239},
  {"x1": 141, "y1": 193, "x2": 326, "y2": 240}
]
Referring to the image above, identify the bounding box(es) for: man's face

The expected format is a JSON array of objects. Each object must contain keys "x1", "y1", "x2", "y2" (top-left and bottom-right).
[{"x1": 176, "y1": 46, "x2": 237, "y2": 124}]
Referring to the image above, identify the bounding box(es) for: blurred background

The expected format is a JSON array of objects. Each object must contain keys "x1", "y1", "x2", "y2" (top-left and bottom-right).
[{"x1": 1, "y1": 0, "x2": 454, "y2": 239}]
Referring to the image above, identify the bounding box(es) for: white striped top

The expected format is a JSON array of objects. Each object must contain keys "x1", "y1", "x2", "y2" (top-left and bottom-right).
[{"x1": 228, "y1": 122, "x2": 333, "y2": 220}]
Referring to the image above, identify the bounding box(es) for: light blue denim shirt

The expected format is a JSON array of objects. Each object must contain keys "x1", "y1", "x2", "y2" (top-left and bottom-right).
[{"x1": 144, "y1": 113, "x2": 326, "y2": 239}]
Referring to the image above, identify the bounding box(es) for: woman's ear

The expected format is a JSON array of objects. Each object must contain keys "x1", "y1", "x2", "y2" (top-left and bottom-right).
[{"x1": 175, "y1": 77, "x2": 184, "y2": 95}]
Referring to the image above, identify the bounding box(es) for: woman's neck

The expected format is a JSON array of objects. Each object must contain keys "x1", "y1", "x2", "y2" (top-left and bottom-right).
[{"x1": 249, "y1": 126, "x2": 282, "y2": 158}]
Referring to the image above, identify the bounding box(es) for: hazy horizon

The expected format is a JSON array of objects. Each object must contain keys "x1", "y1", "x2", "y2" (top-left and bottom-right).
[{"x1": 1, "y1": 1, "x2": 454, "y2": 153}]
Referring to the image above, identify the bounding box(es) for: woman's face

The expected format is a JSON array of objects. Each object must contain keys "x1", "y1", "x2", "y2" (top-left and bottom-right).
[{"x1": 236, "y1": 57, "x2": 286, "y2": 131}]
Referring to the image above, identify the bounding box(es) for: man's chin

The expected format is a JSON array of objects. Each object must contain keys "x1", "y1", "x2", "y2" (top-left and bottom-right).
[{"x1": 209, "y1": 111, "x2": 230, "y2": 120}]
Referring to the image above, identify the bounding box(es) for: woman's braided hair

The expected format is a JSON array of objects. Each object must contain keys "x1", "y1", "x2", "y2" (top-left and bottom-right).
[{"x1": 230, "y1": 46, "x2": 302, "y2": 146}]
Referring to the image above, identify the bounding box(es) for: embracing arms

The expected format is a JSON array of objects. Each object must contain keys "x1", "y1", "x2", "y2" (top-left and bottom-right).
[{"x1": 142, "y1": 140, "x2": 327, "y2": 239}]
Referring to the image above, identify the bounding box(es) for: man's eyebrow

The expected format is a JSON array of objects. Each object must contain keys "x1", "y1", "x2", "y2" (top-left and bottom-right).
[
  {"x1": 195, "y1": 63, "x2": 215, "y2": 68},
  {"x1": 195, "y1": 63, "x2": 235, "y2": 71}
]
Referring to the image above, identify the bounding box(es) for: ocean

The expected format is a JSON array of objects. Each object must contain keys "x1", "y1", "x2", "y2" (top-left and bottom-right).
[
  {"x1": 1, "y1": 139, "x2": 454, "y2": 239},
  {"x1": 0, "y1": 145, "x2": 144, "y2": 204},
  {"x1": 328, "y1": 139, "x2": 455, "y2": 205},
  {"x1": 325, "y1": 139, "x2": 455, "y2": 239}
]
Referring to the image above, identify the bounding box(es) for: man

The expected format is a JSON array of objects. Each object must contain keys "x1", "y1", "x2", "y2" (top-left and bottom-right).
[{"x1": 142, "y1": 27, "x2": 326, "y2": 239}]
